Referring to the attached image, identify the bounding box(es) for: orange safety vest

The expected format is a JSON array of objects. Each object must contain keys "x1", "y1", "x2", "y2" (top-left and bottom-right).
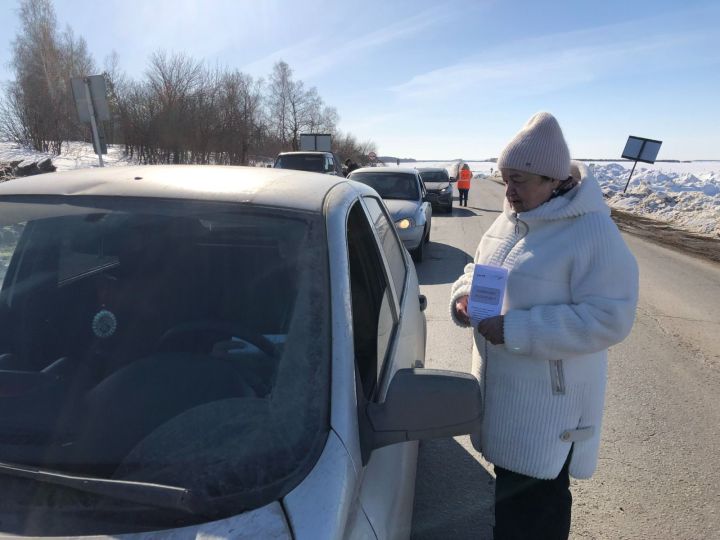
[{"x1": 457, "y1": 167, "x2": 472, "y2": 190}]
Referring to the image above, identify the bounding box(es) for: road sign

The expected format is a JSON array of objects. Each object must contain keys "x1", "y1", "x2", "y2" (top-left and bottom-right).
[
  {"x1": 90, "y1": 122, "x2": 108, "y2": 156},
  {"x1": 71, "y1": 75, "x2": 111, "y2": 166},
  {"x1": 71, "y1": 75, "x2": 111, "y2": 123},
  {"x1": 300, "y1": 133, "x2": 332, "y2": 152},
  {"x1": 622, "y1": 136, "x2": 662, "y2": 164},
  {"x1": 368, "y1": 151, "x2": 377, "y2": 161},
  {"x1": 621, "y1": 135, "x2": 663, "y2": 192}
]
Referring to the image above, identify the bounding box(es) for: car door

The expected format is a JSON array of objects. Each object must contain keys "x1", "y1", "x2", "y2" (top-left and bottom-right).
[
  {"x1": 417, "y1": 174, "x2": 432, "y2": 232},
  {"x1": 345, "y1": 197, "x2": 425, "y2": 539}
]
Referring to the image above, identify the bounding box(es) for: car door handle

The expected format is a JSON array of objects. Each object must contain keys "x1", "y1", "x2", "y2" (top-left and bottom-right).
[{"x1": 419, "y1": 295, "x2": 427, "y2": 312}]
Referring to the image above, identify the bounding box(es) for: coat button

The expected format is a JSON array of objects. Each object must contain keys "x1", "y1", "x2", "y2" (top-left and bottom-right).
[{"x1": 560, "y1": 431, "x2": 571, "y2": 442}]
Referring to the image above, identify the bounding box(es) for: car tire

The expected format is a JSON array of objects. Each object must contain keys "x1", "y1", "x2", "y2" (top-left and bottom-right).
[
  {"x1": 424, "y1": 225, "x2": 430, "y2": 244},
  {"x1": 445, "y1": 202, "x2": 453, "y2": 214},
  {"x1": 411, "y1": 235, "x2": 424, "y2": 263}
]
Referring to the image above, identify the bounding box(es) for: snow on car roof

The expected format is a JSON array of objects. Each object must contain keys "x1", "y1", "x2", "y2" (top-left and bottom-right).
[
  {"x1": 0, "y1": 165, "x2": 343, "y2": 213},
  {"x1": 277, "y1": 151, "x2": 333, "y2": 155},
  {"x1": 351, "y1": 167, "x2": 419, "y2": 175}
]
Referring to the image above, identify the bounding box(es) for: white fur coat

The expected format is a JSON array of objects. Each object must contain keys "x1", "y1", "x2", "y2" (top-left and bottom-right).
[{"x1": 449, "y1": 162, "x2": 638, "y2": 479}]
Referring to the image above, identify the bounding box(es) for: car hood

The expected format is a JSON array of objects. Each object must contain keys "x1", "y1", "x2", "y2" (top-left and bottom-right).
[
  {"x1": 383, "y1": 199, "x2": 421, "y2": 220},
  {"x1": 424, "y1": 182, "x2": 451, "y2": 191}
]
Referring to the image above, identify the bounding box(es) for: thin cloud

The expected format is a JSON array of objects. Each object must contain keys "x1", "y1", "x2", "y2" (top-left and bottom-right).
[
  {"x1": 241, "y1": 36, "x2": 325, "y2": 77},
  {"x1": 390, "y1": 13, "x2": 718, "y2": 102},
  {"x1": 243, "y1": 5, "x2": 455, "y2": 80}
]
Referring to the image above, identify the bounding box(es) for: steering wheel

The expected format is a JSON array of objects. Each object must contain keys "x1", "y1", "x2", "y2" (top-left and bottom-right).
[{"x1": 154, "y1": 321, "x2": 277, "y2": 358}]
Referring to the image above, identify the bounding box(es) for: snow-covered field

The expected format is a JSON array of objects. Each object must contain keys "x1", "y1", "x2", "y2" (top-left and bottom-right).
[
  {"x1": 0, "y1": 141, "x2": 132, "y2": 170},
  {"x1": 1, "y1": 142, "x2": 718, "y2": 239},
  {"x1": 411, "y1": 160, "x2": 720, "y2": 238}
]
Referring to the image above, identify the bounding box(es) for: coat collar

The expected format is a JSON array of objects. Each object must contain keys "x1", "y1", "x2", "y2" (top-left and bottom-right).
[{"x1": 503, "y1": 161, "x2": 609, "y2": 222}]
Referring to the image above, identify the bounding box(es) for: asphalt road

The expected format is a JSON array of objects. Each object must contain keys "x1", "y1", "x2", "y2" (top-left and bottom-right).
[{"x1": 410, "y1": 178, "x2": 720, "y2": 539}]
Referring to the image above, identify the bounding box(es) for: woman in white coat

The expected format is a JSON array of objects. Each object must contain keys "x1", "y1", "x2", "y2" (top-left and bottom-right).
[{"x1": 450, "y1": 112, "x2": 638, "y2": 540}]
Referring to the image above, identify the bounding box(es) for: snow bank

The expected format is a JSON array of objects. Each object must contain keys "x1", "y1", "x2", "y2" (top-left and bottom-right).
[
  {"x1": 0, "y1": 141, "x2": 132, "y2": 171},
  {"x1": 591, "y1": 162, "x2": 720, "y2": 238}
]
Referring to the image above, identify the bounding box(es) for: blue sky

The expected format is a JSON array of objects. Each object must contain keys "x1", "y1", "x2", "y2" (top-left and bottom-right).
[{"x1": 1, "y1": 0, "x2": 719, "y2": 159}]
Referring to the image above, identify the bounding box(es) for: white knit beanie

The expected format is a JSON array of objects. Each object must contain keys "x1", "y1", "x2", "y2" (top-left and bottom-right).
[{"x1": 497, "y1": 112, "x2": 571, "y2": 180}]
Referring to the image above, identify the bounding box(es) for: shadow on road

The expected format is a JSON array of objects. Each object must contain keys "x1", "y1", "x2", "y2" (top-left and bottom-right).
[
  {"x1": 411, "y1": 438, "x2": 494, "y2": 540},
  {"x1": 416, "y1": 242, "x2": 472, "y2": 285},
  {"x1": 444, "y1": 207, "x2": 479, "y2": 218},
  {"x1": 468, "y1": 206, "x2": 502, "y2": 214},
  {"x1": 441, "y1": 206, "x2": 501, "y2": 218}
]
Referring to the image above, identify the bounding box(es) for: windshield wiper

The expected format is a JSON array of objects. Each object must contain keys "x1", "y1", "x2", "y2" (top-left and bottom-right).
[{"x1": 0, "y1": 460, "x2": 212, "y2": 517}]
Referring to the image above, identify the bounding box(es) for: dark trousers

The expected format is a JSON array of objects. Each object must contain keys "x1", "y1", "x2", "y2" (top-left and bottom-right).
[
  {"x1": 458, "y1": 188, "x2": 469, "y2": 206},
  {"x1": 493, "y1": 451, "x2": 573, "y2": 540}
]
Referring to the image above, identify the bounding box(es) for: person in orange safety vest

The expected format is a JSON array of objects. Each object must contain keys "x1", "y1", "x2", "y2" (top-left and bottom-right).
[{"x1": 457, "y1": 163, "x2": 472, "y2": 207}]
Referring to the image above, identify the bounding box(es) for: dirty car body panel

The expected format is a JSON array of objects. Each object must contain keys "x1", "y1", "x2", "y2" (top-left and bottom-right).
[{"x1": 0, "y1": 166, "x2": 442, "y2": 539}]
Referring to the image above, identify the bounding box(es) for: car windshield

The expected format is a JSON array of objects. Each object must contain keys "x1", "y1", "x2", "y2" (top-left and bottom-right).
[
  {"x1": 0, "y1": 197, "x2": 330, "y2": 533},
  {"x1": 419, "y1": 171, "x2": 449, "y2": 183},
  {"x1": 274, "y1": 154, "x2": 326, "y2": 172},
  {"x1": 350, "y1": 172, "x2": 420, "y2": 200}
]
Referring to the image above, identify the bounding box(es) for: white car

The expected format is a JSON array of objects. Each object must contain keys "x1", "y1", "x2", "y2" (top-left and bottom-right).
[
  {"x1": 348, "y1": 167, "x2": 433, "y2": 262},
  {"x1": 0, "y1": 166, "x2": 481, "y2": 538}
]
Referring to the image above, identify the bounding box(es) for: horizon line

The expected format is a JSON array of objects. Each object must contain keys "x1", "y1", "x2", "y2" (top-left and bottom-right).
[{"x1": 380, "y1": 158, "x2": 720, "y2": 163}]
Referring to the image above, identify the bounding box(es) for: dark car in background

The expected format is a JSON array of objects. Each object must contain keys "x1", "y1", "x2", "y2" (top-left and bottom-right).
[
  {"x1": 418, "y1": 168, "x2": 453, "y2": 213},
  {"x1": 273, "y1": 151, "x2": 345, "y2": 176}
]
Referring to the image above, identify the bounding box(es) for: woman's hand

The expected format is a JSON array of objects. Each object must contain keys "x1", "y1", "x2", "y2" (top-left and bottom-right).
[
  {"x1": 455, "y1": 295, "x2": 470, "y2": 324},
  {"x1": 477, "y1": 315, "x2": 505, "y2": 345}
]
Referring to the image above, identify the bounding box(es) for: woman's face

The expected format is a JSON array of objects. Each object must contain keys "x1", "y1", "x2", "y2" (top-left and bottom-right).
[{"x1": 501, "y1": 168, "x2": 560, "y2": 213}]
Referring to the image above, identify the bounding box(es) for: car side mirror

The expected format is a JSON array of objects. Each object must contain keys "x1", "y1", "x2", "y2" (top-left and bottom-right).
[{"x1": 366, "y1": 368, "x2": 481, "y2": 450}]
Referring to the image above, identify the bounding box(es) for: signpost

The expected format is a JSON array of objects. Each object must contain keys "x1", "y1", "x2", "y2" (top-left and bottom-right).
[
  {"x1": 621, "y1": 135, "x2": 663, "y2": 193},
  {"x1": 299, "y1": 133, "x2": 332, "y2": 152},
  {"x1": 71, "y1": 75, "x2": 111, "y2": 167}
]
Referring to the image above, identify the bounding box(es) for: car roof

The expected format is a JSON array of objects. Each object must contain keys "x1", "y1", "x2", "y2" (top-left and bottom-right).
[
  {"x1": 350, "y1": 167, "x2": 419, "y2": 175},
  {"x1": 277, "y1": 151, "x2": 333, "y2": 156},
  {"x1": 0, "y1": 165, "x2": 344, "y2": 213}
]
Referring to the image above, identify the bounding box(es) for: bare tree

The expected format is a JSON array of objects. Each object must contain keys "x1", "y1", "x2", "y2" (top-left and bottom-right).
[
  {"x1": 3, "y1": 6, "x2": 375, "y2": 167},
  {"x1": 2, "y1": 0, "x2": 95, "y2": 153},
  {"x1": 267, "y1": 61, "x2": 293, "y2": 148},
  {"x1": 332, "y1": 131, "x2": 377, "y2": 165},
  {"x1": 215, "y1": 70, "x2": 263, "y2": 164},
  {"x1": 102, "y1": 50, "x2": 127, "y2": 144},
  {"x1": 317, "y1": 105, "x2": 339, "y2": 134}
]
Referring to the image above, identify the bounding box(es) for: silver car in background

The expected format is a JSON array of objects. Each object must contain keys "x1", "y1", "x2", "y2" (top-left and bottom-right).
[
  {"x1": 0, "y1": 166, "x2": 480, "y2": 539},
  {"x1": 348, "y1": 167, "x2": 432, "y2": 262}
]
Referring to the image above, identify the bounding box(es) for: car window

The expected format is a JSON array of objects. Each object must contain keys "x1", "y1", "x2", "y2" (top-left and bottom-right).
[
  {"x1": 362, "y1": 196, "x2": 407, "y2": 301},
  {"x1": 346, "y1": 202, "x2": 398, "y2": 401},
  {"x1": 0, "y1": 223, "x2": 25, "y2": 289},
  {"x1": 0, "y1": 197, "x2": 330, "y2": 526},
  {"x1": 274, "y1": 154, "x2": 325, "y2": 172},
  {"x1": 349, "y1": 172, "x2": 420, "y2": 200},
  {"x1": 419, "y1": 171, "x2": 449, "y2": 182}
]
